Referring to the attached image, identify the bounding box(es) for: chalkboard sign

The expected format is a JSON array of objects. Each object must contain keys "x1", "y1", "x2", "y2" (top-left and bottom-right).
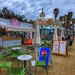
[
  {"x1": 53, "y1": 41, "x2": 59, "y2": 54},
  {"x1": 59, "y1": 41, "x2": 66, "y2": 55}
]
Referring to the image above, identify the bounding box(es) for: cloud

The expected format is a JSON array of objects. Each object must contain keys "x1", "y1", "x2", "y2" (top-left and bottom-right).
[{"x1": 0, "y1": 0, "x2": 75, "y2": 20}]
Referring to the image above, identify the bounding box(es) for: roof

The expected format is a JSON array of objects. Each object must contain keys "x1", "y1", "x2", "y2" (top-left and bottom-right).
[
  {"x1": 40, "y1": 25, "x2": 60, "y2": 29},
  {"x1": 0, "y1": 18, "x2": 35, "y2": 32}
]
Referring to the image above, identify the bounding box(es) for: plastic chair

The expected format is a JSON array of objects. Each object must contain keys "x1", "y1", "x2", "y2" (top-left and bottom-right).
[
  {"x1": 10, "y1": 50, "x2": 19, "y2": 59},
  {"x1": 0, "y1": 54, "x2": 4, "y2": 72},
  {"x1": 9, "y1": 67, "x2": 27, "y2": 75},
  {"x1": 0, "y1": 61, "x2": 12, "y2": 74},
  {"x1": 4, "y1": 46, "x2": 11, "y2": 56},
  {"x1": 35, "y1": 47, "x2": 52, "y2": 75},
  {"x1": 0, "y1": 54, "x2": 12, "y2": 73},
  {"x1": 0, "y1": 54, "x2": 4, "y2": 61}
]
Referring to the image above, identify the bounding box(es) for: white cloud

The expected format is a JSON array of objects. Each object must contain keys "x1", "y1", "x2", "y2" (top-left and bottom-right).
[{"x1": 0, "y1": 0, "x2": 75, "y2": 20}]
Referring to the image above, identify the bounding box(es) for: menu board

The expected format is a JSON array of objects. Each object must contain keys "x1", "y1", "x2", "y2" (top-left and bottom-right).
[
  {"x1": 59, "y1": 41, "x2": 66, "y2": 55},
  {"x1": 53, "y1": 41, "x2": 59, "y2": 54}
]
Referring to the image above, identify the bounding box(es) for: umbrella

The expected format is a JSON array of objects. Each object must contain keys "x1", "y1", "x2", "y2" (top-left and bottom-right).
[
  {"x1": 33, "y1": 19, "x2": 41, "y2": 45},
  {"x1": 33, "y1": 19, "x2": 41, "y2": 60},
  {"x1": 60, "y1": 27, "x2": 65, "y2": 40},
  {"x1": 53, "y1": 25, "x2": 58, "y2": 41}
]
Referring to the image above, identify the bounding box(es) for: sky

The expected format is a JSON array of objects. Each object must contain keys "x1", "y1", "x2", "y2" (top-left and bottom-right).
[{"x1": 0, "y1": 0, "x2": 75, "y2": 20}]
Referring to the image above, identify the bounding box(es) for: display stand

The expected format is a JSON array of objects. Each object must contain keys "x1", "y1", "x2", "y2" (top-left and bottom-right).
[
  {"x1": 52, "y1": 40, "x2": 59, "y2": 54},
  {"x1": 59, "y1": 41, "x2": 67, "y2": 56},
  {"x1": 52, "y1": 40, "x2": 67, "y2": 56}
]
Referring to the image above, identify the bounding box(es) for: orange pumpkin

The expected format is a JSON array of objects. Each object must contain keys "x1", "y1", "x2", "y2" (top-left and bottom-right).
[
  {"x1": 24, "y1": 39, "x2": 32, "y2": 45},
  {"x1": 24, "y1": 39, "x2": 29, "y2": 45},
  {"x1": 29, "y1": 39, "x2": 32, "y2": 45}
]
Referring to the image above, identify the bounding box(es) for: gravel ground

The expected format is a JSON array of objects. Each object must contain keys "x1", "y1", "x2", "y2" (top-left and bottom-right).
[
  {"x1": 0, "y1": 39, "x2": 75, "y2": 75},
  {"x1": 30, "y1": 40, "x2": 75, "y2": 75}
]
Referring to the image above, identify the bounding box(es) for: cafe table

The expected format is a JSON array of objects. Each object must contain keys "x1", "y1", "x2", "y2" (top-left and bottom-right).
[{"x1": 17, "y1": 54, "x2": 32, "y2": 75}]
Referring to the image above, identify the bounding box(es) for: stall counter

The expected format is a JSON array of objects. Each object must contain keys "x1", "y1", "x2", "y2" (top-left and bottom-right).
[{"x1": 2, "y1": 37, "x2": 22, "y2": 47}]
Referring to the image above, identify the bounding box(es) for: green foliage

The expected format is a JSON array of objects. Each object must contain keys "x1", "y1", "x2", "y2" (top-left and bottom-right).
[
  {"x1": 53, "y1": 8, "x2": 59, "y2": 19},
  {"x1": 22, "y1": 46, "x2": 29, "y2": 54},
  {"x1": 13, "y1": 45, "x2": 18, "y2": 47},
  {"x1": 41, "y1": 40, "x2": 53, "y2": 48},
  {"x1": 0, "y1": 7, "x2": 28, "y2": 22},
  {"x1": 0, "y1": 54, "x2": 4, "y2": 61}
]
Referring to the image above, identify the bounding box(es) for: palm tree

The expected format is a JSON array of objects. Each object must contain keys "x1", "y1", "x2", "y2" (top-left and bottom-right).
[
  {"x1": 67, "y1": 12, "x2": 73, "y2": 25},
  {"x1": 53, "y1": 8, "x2": 59, "y2": 19},
  {"x1": 53, "y1": 8, "x2": 59, "y2": 37},
  {"x1": 59, "y1": 16, "x2": 63, "y2": 21},
  {"x1": 67, "y1": 12, "x2": 73, "y2": 35}
]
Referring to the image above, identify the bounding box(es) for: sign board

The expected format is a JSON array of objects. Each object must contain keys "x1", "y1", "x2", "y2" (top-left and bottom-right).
[
  {"x1": 10, "y1": 18, "x2": 20, "y2": 26},
  {"x1": 40, "y1": 47, "x2": 52, "y2": 65},
  {"x1": 53, "y1": 41, "x2": 59, "y2": 54},
  {"x1": 59, "y1": 41, "x2": 66, "y2": 55}
]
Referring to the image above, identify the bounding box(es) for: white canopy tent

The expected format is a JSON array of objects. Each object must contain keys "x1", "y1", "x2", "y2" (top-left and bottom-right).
[
  {"x1": 7, "y1": 26, "x2": 35, "y2": 32},
  {"x1": 0, "y1": 18, "x2": 35, "y2": 47},
  {"x1": 0, "y1": 18, "x2": 35, "y2": 32}
]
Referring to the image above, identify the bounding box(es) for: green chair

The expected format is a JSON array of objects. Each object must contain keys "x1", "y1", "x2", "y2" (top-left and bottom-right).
[
  {"x1": 34, "y1": 47, "x2": 51, "y2": 75},
  {"x1": 0, "y1": 61, "x2": 12, "y2": 74},
  {"x1": 35, "y1": 60, "x2": 47, "y2": 75},
  {"x1": 0, "y1": 54, "x2": 4, "y2": 61},
  {"x1": 5, "y1": 62, "x2": 12, "y2": 74},
  {"x1": 9, "y1": 67, "x2": 27, "y2": 75},
  {"x1": 0, "y1": 54, "x2": 4, "y2": 72},
  {"x1": 0, "y1": 54, "x2": 12, "y2": 74},
  {"x1": 10, "y1": 50, "x2": 19, "y2": 59},
  {"x1": 4, "y1": 46, "x2": 11, "y2": 56}
]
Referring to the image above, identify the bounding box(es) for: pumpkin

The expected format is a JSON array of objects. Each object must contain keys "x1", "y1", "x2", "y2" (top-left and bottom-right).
[
  {"x1": 24, "y1": 39, "x2": 32, "y2": 45},
  {"x1": 28, "y1": 39, "x2": 32, "y2": 45}
]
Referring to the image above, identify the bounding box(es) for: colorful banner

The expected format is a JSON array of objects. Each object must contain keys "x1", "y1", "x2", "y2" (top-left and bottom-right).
[{"x1": 10, "y1": 18, "x2": 20, "y2": 26}]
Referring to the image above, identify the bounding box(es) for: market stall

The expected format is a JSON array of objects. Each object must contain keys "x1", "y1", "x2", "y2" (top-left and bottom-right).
[
  {"x1": 2, "y1": 32, "x2": 22, "y2": 47},
  {"x1": 0, "y1": 18, "x2": 35, "y2": 48}
]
